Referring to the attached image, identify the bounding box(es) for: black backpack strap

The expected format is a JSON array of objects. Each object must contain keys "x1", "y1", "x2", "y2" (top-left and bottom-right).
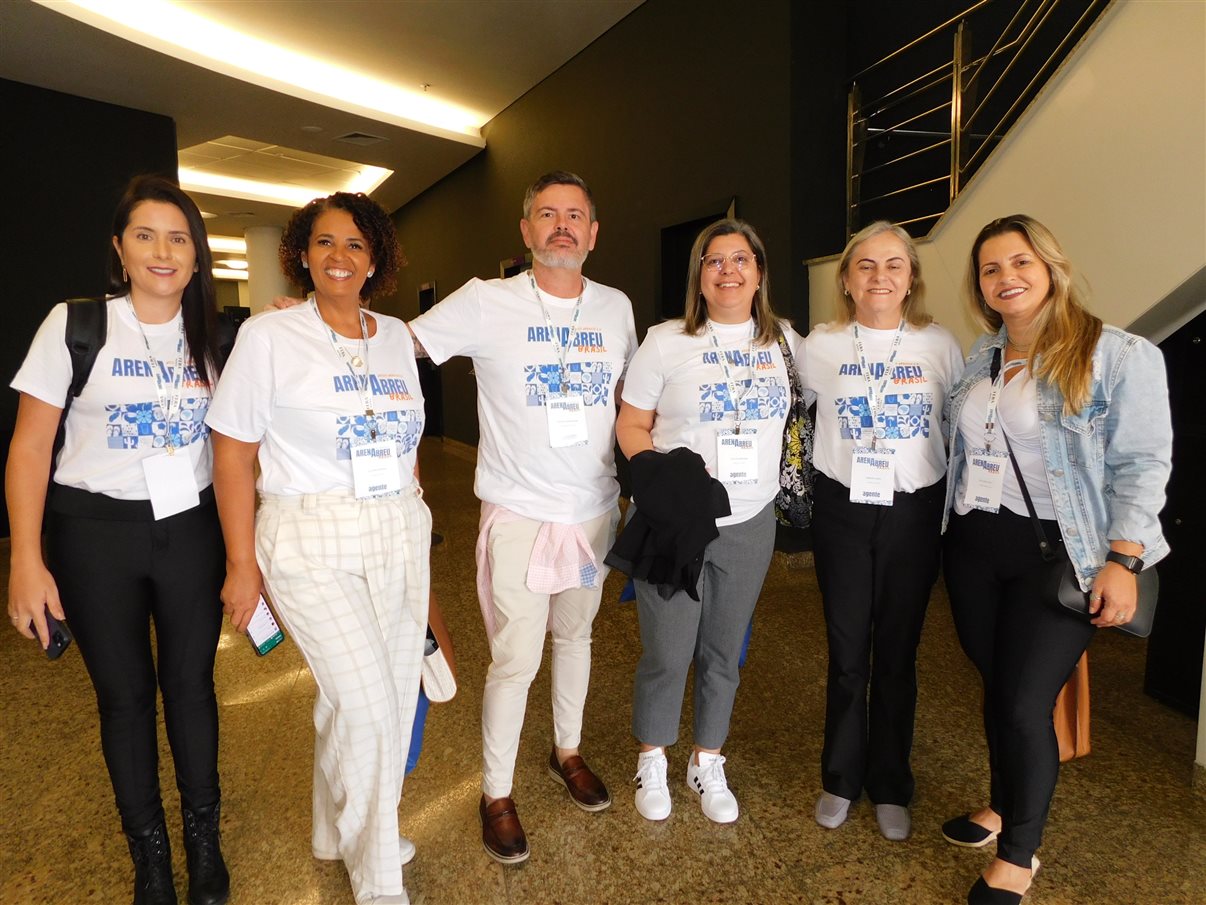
[
  {"x1": 53, "y1": 298, "x2": 108, "y2": 471},
  {"x1": 65, "y1": 297, "x2": 108, "y2": 402}
]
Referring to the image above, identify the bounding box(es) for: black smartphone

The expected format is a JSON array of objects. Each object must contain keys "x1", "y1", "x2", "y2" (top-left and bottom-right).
[{"x1": 44, "y1": 610, "x2": 72, "y2": 660}]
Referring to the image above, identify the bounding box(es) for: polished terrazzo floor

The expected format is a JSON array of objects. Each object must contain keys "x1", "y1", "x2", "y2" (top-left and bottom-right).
[{"x1": 2, "y1": 439, "x2": 1203, "y2": 904}]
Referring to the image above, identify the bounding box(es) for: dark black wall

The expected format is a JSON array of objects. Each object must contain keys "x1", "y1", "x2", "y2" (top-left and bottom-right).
[
  {"x1": 383, "y1": 0, "x2": 851, "y2": 447},
  {"x1": 0, "y1": 78, "x2": 177, "y2": 535}
]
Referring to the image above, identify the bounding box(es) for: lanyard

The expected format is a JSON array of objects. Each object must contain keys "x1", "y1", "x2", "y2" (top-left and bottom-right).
[
  {"x1": 528, "y1": 271, "x2": 585, "y2": 387},
  {"x1": 311, "y1": 298, "x2": 378, "y2": 439},
  {"x1": 852, "y1": 320, "x2": 906, "y2": 447},
  {"x1": 983, "y1": 348, "x2": 1027, "y2": 451},
  {"x1": 126, "y1": 298, "x2": 186, "y2": 455},
  {"x1": 707, "y1": 320, "x2": 757, "y2": 433}
]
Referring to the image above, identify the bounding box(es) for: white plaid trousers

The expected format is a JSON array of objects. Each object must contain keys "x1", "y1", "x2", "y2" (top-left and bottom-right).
[{"x1": 257, "y1": 487, "x2": 431, "y2": 903}]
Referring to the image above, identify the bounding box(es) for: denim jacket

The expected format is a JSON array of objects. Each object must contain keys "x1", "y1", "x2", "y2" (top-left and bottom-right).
[{"x1": 943, "y1": 325, "x2": 1172, "y2": 589}]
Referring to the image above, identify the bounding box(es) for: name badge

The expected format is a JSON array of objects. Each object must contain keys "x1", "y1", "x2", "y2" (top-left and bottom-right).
[
  {"x1": 963, "y1": 446, "x2": 1008, "y2": 513},
  {"x1": 142, "y1": 452, "x2": 200, "y2": 520},
  {"x1": 351, "y1": 438, "x2": 403, "y2": 499},
  {"x1": 717, "y1": 428, "x2": 759, "y2": 485},
  {"x1": 546, "y1": 394, "x2": 589, "y2": 448},
  {"x1": 849, "y1": 445, "x2": 896, "y2": 506}
]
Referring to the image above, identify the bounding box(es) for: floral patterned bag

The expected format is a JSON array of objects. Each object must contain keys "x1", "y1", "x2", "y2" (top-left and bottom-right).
[{"x1": 774, "y1": 328, "x2": 815, "y2": 528}]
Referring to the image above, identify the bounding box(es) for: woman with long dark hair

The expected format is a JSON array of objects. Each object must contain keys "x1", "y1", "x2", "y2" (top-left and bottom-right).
[
  {"x1": 6, "y1": 175, "x2": 229, "y2": 905},
  {"x1": 942, "y1": 214, "x2": 1171, "y2": 903},
  {"x1": 208, "y1": 191, "x2": 424, "y2": 905}
]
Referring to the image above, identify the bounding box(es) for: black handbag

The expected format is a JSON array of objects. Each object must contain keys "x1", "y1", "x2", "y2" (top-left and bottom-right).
[
  {"x1": 773, "y1": 327, "x2": 815, "y2": 529},
  {"x1": 993, "y1": 349, "x2": 1158, "y2": 638}
]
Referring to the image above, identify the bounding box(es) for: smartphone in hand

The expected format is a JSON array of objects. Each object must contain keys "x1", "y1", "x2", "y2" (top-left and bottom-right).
[
  {"x1": 44, "y1": 610, "x2": 72, "y2": 660},
  {"x1": 247, "y1": 595, "x2": 284, "y2": 656}
]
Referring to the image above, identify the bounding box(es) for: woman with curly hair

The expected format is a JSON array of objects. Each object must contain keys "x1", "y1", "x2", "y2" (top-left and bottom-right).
[{"x1": 207, "y1": 192, "x2": 426, "y2": 905}]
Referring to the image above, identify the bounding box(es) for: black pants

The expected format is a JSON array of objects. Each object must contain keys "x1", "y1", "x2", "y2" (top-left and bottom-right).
[
  {"x1": 812, "y1": 472, "x2": 944, "y2": 805},
  {"x1": 46, "y1": 485, "x2": 225, "y2": 833},
  {"x1": 944, "y1": 508, "x2": 1095, "y2": 868}
]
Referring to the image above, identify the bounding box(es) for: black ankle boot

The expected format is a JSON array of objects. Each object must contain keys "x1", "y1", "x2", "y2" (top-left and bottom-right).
[
  {"x1": 181, "y1": 803, "x2": 230, "y2": 905},
  {"x1": 125, "y1": 820, "x2": 179, "y2": 905}
]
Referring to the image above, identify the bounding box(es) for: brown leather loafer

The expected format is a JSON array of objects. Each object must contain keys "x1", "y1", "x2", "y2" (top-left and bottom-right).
[
  {"x1": 547, "y1": 748, "x2": 612, "y2": 812},
  {"x1": 479, "y1": 795, "x2": 529, "y2": 864}
]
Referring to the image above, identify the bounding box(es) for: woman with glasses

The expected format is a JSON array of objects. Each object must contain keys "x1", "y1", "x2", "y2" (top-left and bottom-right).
[
  {"x1": 802, "y1": 221, "x2": 963, "y2": 842},
  {"x1": 942, "y1": 215, "x2": 1171, "y2": 904},
  {"x1": 615, "y1": 218, "x2": 798, "y2": 824}
]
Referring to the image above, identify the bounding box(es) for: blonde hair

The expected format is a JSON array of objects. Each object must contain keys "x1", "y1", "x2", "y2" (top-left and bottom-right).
[
  {"x1": 966, "y1": 214, "x2": 1102, "y2": 414},
  {"x1": 683, "y1": 218, "x2": 778, "y2": 347},
  {"x1": 834, "y1": 221, "x2": 932, "y2": 327}
]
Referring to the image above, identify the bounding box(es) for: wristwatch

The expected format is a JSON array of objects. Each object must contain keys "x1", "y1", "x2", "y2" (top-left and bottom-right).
[{"x1": 1105, "y1": 551, "x2": 1145, "y2": 574}]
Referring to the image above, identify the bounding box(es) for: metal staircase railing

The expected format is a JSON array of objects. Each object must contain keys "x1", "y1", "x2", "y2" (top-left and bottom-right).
[{"x1": 846, "y1": 0, "x2": 1110, "y2": 239}]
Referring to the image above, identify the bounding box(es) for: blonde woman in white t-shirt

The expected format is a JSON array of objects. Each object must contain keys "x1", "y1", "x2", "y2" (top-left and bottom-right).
[
  {"x1": 208, "y1": 192, "x2": 425, "y2": 905},
  {"x1": 800, "y1": 221, "x2": 963, "y2": 842},
  {"x1": 6, "y1": 175, "x2": 230, "y2": 905},
  {"x1": 617, "y1": 219, "x2": 795, "y2": 825}
]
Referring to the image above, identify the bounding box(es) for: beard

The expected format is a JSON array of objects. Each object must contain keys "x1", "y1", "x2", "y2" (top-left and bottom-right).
[{"x1": 531, "y1": 236, "x2": 589, "y2": 270}]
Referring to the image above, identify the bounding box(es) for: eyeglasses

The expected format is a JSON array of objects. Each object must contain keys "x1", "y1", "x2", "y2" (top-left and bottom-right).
[{"x1": 701, "y1": 251, "x2": 757, "y2": 272}]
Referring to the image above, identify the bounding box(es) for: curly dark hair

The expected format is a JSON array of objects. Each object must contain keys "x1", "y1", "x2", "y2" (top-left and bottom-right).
[{"x1": 279, "y1": 192, "x2": 404, "y2": 301}]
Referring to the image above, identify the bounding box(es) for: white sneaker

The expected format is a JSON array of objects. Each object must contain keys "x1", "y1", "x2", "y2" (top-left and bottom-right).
[
  {"x1": 633, "y1": 748, "x2": 672, "y2": 821},
  {"x1": 398, "y1": 835, "x2": 416, "y2": 866},
  {"x1": 367, "y1": 893, "x2": 409, "y2": 905},
  {"x1": 686, "y1": 752, "x2": 738, "y2": 824}
]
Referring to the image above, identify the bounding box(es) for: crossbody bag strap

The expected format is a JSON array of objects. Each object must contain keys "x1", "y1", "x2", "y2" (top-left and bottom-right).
[{"x1": 992, "y1": 346, "x2": 1057, "y2": 563}]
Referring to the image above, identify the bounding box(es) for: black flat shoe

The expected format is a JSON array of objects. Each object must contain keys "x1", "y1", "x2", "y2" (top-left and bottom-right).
[
  {"x1": 943, "y1": 812, "x2": 1000, "y2": 848},
  {"x1": 966, "y1": 856, "x2": 1040, "y2": 905},
  {"x1": 967, "y1": 877, "x2": 1021, "y2": 905}
]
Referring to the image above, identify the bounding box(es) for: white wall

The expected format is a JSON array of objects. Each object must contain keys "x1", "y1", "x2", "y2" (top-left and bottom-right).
[{"x1": 808, "y1": 0, "x2": 1206, "y2": 350}]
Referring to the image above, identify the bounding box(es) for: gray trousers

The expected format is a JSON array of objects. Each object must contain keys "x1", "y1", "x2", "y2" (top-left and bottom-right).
[{"x1": 632, "y1": 503, "x2": 776, "y2": 750}]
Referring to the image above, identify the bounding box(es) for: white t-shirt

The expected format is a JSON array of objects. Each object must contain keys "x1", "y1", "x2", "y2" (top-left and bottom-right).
[
  {"x1": 205, "y1": 302, "x2": 424, "y2": 496},
  {"x1": 409, "y1": 273, "x2": 637, "y2": 524},
  {"x1": 799, "y1": 320, "x2": 964, "y2": 492},
  {"x1": 11, "y1": 297, "x2": 213, "y2": 500},
  {"x1": 622, "y1": 318, "x2": 798, "y2": 527},
  {"x1": 953, "y1": 363, "x2": 1056, "y2": 518}
]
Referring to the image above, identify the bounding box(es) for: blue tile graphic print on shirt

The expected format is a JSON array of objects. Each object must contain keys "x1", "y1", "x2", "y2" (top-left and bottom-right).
[
  {"x1": 335, "y1": 410, "x2": 424, "y2": 459},
  {"x1": 105, "y1": 398, "x2": 211, "y2": 449},
  {"x1": 698, "y1": 378, "x2": 788, "y2": 423},
  {"x1": 524, "y1": 361, "x2": 616, "y2": 407},
  {"x1": 835, "y1": 392, "x2": 934, "y2": 440}
]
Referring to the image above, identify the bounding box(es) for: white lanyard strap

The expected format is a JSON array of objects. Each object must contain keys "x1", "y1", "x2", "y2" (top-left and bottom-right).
[
  {"x1": 127, "y1": 298, "x2": 186, "y2": 454},
  {"x1": 311, "y1": 298, "x2": 378, "y2": 439},
  {"x1": 706, "y1": 321, "x2": 757, "y2": 433},
  {"x1": 983, "y1": 355, "x2": 1027, "y2": 450},
  {"x1": 528, "y1": 271, "x2": 585, "y2": 387},
  {"x1": 853, "y1": 320, "x2": 906, "y2": 446}
]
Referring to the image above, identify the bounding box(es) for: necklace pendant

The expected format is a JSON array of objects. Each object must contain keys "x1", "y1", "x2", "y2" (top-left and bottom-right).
[{"x1": 350, "y1": 355, "x2": 364, "y2": 368}]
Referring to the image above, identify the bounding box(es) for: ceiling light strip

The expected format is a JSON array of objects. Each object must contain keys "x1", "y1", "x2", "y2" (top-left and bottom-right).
[{"x1": 40, "y1": 0, "x2": 487, "y2": 146}]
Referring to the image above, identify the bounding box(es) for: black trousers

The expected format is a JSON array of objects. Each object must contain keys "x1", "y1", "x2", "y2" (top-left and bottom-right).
[
  {"x1": 46, "y1": 485, "x2": 225, "y2": 833},
  {"x1": 812, "y1": 472, "x2": 944, "y2": 805},
  {"x1": 944, "y1": 508, "x2": 1095, "y2": 868}
]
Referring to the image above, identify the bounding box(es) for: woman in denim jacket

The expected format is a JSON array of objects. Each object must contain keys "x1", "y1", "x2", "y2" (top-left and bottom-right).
[{"x1": 940, "y1": 215, "x2": 1171, "y2": 905}]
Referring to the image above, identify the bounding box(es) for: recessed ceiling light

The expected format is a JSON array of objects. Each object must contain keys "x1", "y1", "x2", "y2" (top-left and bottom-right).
[
  {"x1": 42, "y1": 0, "x2": 487, "y2": 145},
  {"x1": 213, "y1": 267, "x2": 249, "y2": 281},
  {"x1": 209, "y1": 236, "x2": 247, "y2": 254},
  {"x1": 300, "y1": 125, "x2": 323, "y2": 133},
  {"x1": 217, "y1": 259, "x2": 249, "y2": 270},
  {"x1": 200, "y1": 210, "x2": 217, "y2": 219}
]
